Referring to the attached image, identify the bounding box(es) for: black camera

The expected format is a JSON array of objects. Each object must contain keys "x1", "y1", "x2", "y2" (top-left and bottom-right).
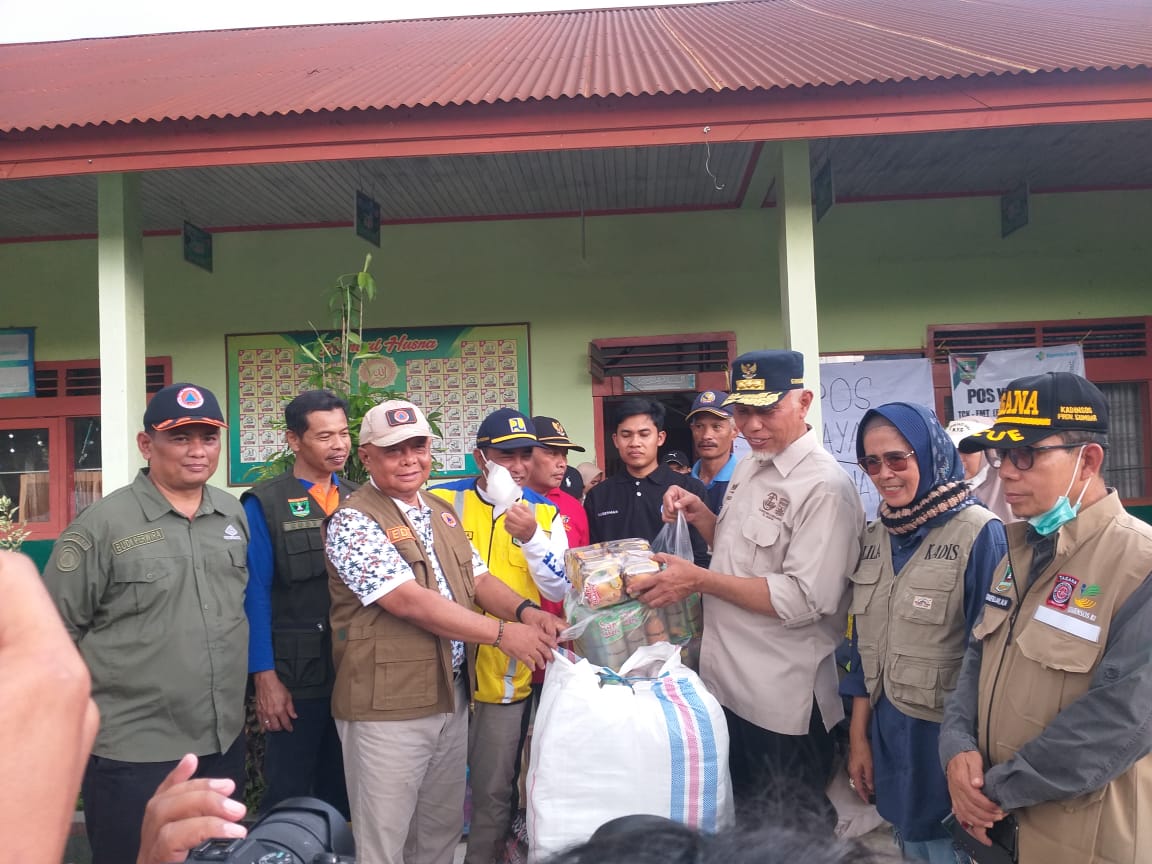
[{"x1": 188, "y1": 797, "x2": 355, "y2": 864}]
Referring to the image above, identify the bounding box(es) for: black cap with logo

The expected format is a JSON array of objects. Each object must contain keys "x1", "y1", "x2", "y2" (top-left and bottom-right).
[
  {"x1": 532, "y1": 416, "x2": 586, "y2": 452},
  {"x1": 959, "y1": 372, "x2": 1109, "y2": 452},
  {"x1": 476, "y1": 408, "x2": 543, "y2": 451},
  {"x1": 143, "y1": 383, "x2": 227, "y2": 431}
]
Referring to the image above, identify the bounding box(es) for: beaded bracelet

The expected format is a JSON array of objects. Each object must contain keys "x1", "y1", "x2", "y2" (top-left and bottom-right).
[{"x1": 493, "y1": 619, "x2": 505, "y2": 649}]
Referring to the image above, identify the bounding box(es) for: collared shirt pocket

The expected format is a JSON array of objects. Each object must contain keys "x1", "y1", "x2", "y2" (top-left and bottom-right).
[
  {"x1": 108, "y1": 556, "x2": 180, "y2": 637},
  {"x1": 742, "y1": 515, "x2": 781, "y2": 576}
]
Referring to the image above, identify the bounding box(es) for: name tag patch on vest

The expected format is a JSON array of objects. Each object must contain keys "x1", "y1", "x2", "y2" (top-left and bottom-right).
[
  {"x1": 985, "y1": 592, "x2": 1012, "y2": 610},
  {"x1": 387, "y1": 525, "x2": 414, "y2": 544},
  {"x1": 1034, "y1": 603, "x2": 1101, "y2": 643},
  {"x1": 112, "y1": 529, "x2": 164, "y2": 555},
  {"x1": 912, "y1": 595, "x2": 934, "y2": 610},
  {"x1": 289, "y1": 497, "x2": 312, "y2": 518}
]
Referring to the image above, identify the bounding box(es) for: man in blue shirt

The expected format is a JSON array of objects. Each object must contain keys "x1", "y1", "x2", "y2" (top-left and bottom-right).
[
  {"x1": 242, "y1": 389, "x2": 358, "y2": 818},
  {"x1": 687, "y1": 390, "x2": 739, "y2": 514}
]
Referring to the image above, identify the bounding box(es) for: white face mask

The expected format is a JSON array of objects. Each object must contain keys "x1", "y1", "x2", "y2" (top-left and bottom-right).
[{"x1": 481, "y1": 455, "x2": 523, "y2": 517}]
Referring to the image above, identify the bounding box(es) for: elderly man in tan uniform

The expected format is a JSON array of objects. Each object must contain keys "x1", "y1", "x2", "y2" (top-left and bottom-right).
[
  {"x1": 940, "y1": 372, "x2": 1152, "y2": 864},
  {"x1": 324, "y1": 400, "x2": 564, "y2": 864},
  {"x1": 631, "y1": 350, "x2": 863, "y2": 827}
]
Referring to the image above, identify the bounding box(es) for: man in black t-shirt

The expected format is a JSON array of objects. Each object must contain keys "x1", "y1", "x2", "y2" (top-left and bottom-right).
[{"x1": 584, "y1": 398, "x2": 710, "y2": 566}]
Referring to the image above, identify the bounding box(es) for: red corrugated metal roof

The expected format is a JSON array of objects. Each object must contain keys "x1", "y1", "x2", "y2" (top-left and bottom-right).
[{"x1": 2, "y1": 0, "x2": 1151, "y2": 133}]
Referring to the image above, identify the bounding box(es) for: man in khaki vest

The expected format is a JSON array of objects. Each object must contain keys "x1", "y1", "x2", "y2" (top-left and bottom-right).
[
  {"x1": 324, "y1": 400, "x2": 565, "y2": 864},
  {"x1": 940, "y1": 372, "x2": 1152, "y2": 863}
]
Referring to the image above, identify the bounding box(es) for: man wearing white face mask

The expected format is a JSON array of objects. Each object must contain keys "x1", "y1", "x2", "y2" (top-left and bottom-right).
[
  {"x1": 429, "y1": 408, "x2": 568, "y2": 864},
  {"x1": 939, "y1": 372, "x2": 1152, "y2": 864}
]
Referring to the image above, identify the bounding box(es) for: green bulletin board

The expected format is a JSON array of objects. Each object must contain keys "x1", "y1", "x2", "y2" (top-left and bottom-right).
[{"x1": 225, "y1": 323, "x2": 531, "y2": 485}]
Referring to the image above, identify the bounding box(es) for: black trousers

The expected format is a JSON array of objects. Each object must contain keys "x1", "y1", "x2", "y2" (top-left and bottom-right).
[
  {"x1": 261, "y1": 696, "x2": 349, "y2": 820},
  {"x1": 725, "y1": 700, "x2": 837, "y2": 832},
  {"x1": 81, "y1": 734, "x2": 246, "y2": 864}
]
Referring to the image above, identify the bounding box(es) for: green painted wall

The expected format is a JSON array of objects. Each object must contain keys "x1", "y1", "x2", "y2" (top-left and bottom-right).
[{"x1": 3, "y1": 189, "x2": 1150, "y2": 486}]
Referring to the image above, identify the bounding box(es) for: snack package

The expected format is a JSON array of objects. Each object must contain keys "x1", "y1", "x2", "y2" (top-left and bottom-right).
[{"x1": 565, "y1": 539, "x2": 653, "y2": 609}]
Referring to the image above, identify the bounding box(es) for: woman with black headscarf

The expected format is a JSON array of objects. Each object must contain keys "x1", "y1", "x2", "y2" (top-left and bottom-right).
[{"x1": 841, "y1": 402, "x2": 1007, "y2": 862}]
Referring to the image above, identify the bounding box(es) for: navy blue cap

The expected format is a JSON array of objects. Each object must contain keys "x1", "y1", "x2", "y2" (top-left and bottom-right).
[
  {"x1": 143, "y1": 383, "x2": 226, "y2": 431},
  {"x1": 687, "y1": 390, "x2": 733, "y2": 420},
  {"x1": 724, "y1": 350, "x2": 804, "y2": 407},
  {"x1": 476, "y1": 408, "x2": 543, "y2": 451}
]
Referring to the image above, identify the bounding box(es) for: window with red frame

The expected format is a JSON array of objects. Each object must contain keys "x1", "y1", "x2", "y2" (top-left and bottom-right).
[
  {"x1": 927, "y1": 317, "x2": 1151, "y2": 504},
  {"x1": 0, "y1": 359, "x2": 171, "y2": 538}
]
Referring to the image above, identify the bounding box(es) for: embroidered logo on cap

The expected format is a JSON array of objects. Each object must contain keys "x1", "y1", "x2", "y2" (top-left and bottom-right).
[
  {"x1": 1047, "y1": 573, "x2": 1078, "y2": 610},
  {"x1": 178, "y1": 387, "x2": 205, "y2": 410},
  {"x1": 701, "y1": 391, "x2": 716, "y2": 403},
  {"x1": 552, "y1": 420, "x2": 565, "y2": 434},
  {"x1": 386, "y1": 408, "x2": 415, "y2": 426},
  {"x1": 509, "y1": 417, "x2": 527, "y2": 434}
]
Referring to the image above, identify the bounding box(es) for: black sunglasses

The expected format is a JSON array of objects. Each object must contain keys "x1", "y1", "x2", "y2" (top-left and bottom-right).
[
  {"x1": 857, "y1": 450, "x2": 915, "y2": 475},
  {"x1": 992, "y1": 443, "x2": 1082, "y2": 471}
]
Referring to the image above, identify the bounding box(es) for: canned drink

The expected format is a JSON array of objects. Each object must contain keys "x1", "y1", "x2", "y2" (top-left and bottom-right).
[
  {"x1": 618, "y1": 601, "x2": 649, "y2": 656},
  {"x1": 661, "y1": 601, "x2": 691, "y2": 644},
  {"x1": 584, "y1": 607, "x2": 629, "y2": 669}
]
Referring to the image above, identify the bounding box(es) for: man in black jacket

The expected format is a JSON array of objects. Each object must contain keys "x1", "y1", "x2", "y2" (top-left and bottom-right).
[
  {"x1": 242, "y1": 389, "x2": 358, "y2": 817},
  {"x1": 584, "y1": 398, "x2": 710, "y2": 566}
]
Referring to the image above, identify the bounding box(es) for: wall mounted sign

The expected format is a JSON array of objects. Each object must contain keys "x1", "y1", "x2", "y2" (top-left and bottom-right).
[
  {"x1": 0, "y1": 328, "x2": 35, "y2": 398},
  {"x1": 183, "y1": 221, "x2": 213, "y2": 272},
  {"x1": 225, "y1": 323, "x2": 531, "y2": 484},
  {"x1": 356, "y1": 191, "x2": 381, "y2": 247}
]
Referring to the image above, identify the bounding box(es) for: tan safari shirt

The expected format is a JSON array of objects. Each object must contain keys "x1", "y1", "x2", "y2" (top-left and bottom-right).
[
  {"x1": 702, "y1": 428, "x2": 864, "y2": 735},
  {"x1": 43, "y1": 469, "x2": 249, "y2": 762}
]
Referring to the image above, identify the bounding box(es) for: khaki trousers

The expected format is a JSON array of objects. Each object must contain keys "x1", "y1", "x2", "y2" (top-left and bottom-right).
[
  {"x1": 337, "y1": 678, "x2": 468, "y2": 864},
  {"x1": 464, "y1": 698, "x2": 529, "y2": 864}
]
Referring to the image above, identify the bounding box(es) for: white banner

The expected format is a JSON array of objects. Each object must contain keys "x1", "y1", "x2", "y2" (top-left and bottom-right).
[
  {"x1": 949, "y1": 344, "x2": 1085, "y2": 419},
  {"x1": 819, "y1": 358, "x2": 935, "y2": 520}
]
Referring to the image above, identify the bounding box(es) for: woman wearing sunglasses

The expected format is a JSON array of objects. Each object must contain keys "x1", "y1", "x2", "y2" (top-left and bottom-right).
[{"x1": 841, "y1": 403, "x2": 1008, "y2": 863}]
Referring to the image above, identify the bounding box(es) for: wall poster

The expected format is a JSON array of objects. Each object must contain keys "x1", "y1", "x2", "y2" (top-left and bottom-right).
[{"x1": 225, "y1": 323, "x2": 531, "y2": 485}]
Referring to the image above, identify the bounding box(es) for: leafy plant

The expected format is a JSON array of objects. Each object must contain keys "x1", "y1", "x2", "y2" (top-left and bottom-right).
[
  {"x1": 249, "y1": 254, "x2": 439, "y2": 485},
  {"x1": 0, "y1": 496, "x2": 30, "y2": 552}
]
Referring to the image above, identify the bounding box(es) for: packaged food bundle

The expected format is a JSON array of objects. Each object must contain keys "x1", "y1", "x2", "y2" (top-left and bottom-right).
[
  {"x1": 565, "y1": 539, "x2": 654, "y2": 609},
  {"x1": 563, "y1": 591, "x2": 704, "y2": 671}
]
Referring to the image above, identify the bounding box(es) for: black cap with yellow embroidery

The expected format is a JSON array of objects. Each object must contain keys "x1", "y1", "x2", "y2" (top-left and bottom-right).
[
  {"x1": 722, "y1": 350, "x2": 804, "y2": 408},
  {"x1": 532, "y1": 415, "x2": 586, "y2": 452},
  {"x1": 959, "y1": 372, "x2": 1109, "y2": 452}
]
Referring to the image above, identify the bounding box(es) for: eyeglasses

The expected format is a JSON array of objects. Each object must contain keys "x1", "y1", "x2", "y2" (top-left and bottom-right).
[
  {"x1": 992, "y1": 443, "x2": 1082, "y2": 471},
  {"x1": 857, "y1": 450, "x2": 915, "y2": 475}
]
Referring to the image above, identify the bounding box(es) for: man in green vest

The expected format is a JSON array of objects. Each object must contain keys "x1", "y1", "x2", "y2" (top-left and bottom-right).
[{"x1": 242, "y1": 389, "x2": 358, "y2": 817}]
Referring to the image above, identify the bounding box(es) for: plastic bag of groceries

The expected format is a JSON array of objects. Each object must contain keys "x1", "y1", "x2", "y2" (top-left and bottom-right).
[
  {"x1": 562, "y1": 593, "x2": 703, "y2": 671},
  {"x1": 526, "y1": 643, "x2": 734, "y2": 862},
  {"x1": 565, "y1": 538, "x2": 658, "y2": 609}
]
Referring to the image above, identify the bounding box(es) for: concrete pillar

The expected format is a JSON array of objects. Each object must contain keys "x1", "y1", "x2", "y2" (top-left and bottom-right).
[
  {"x1": 97, "y1": 173, "x2": 146, "y2": 489},
  {"x1": 776, "y1": 140, "x2": 822, "y2": 432}
]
